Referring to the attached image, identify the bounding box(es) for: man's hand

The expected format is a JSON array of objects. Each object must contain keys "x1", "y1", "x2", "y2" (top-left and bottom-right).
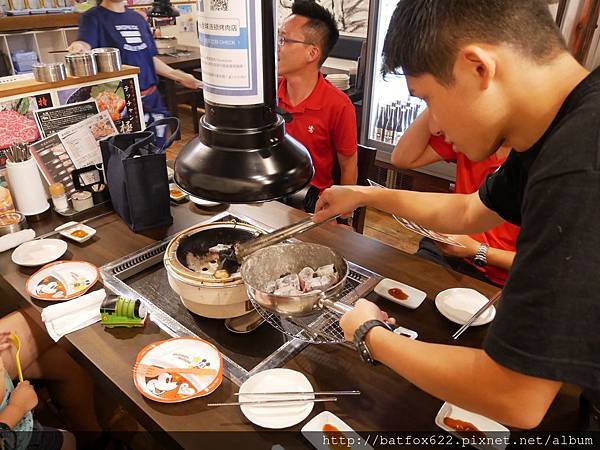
[
  {"x1": 313, "y1": 185, "x2": 369, "y2": 223},
  {"x1": 9, "y1": 381, "x2": 38, "y2": 414},
  {"x1": 436, "y1": 235, "x2": 480, "y2": 258},
  {"x1": 67, "y1": 41, "x2": 91, "y2": 53},
  {"x1": 339, "y1": 298, "x2": 392, "y2": 341}
]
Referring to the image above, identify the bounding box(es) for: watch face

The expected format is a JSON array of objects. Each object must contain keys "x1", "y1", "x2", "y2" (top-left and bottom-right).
[{"x1": 473, "y1": 257, "x2": 486, "y2": 267}]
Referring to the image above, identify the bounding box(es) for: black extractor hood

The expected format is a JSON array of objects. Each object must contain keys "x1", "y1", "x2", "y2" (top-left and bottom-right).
[{"x1": 174, "y1": 0, "x2": 314, "y2": 203}]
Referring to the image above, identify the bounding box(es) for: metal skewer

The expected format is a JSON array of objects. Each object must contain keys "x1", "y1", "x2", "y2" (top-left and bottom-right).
[
  {"x1": 452, "y1": 290, "x2": 502, "y2": 340},
  {"x1": 207, "y1": 397, "x2": 337, "y2": 407},
  {"x1": 234, "y1": 390, "x2": 360, "y2": 396}
]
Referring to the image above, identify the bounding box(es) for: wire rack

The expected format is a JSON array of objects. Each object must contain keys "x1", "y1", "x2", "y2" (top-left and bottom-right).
[{"x1": 249, "y1": 269, "x2": 369, "y2": 344}]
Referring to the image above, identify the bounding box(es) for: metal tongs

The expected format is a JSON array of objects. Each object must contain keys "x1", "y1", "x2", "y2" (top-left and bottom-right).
[
  {"x1": 218, "y1": 214, "x2": 340, "y2": 273},
  {"x1": 452, "y1": 290, "x2": 502, "y2": 339}
]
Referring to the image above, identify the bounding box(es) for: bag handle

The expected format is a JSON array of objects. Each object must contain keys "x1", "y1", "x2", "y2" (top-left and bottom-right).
[
  {"x1": 107, "y1": 131, "x2": 155, "y2": 158},
  {"x1": 145, "y1": 117, "x2": 181, "y2": 152}
]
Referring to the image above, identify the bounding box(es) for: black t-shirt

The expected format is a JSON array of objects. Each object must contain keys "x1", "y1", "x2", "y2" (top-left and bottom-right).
[{"x1": 479, "y1": 67, "x2": 600, "y2": 404}]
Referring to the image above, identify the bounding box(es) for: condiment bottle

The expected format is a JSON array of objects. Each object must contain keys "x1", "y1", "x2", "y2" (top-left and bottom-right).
[{"x1": 49, "y1": 182, "x2": 69, "y2": 212}]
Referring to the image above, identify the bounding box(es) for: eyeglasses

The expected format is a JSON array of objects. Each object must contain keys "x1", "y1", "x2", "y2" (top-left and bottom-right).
[{"x1": 277, "y1": 35, "x2": 314, "y2": 47}]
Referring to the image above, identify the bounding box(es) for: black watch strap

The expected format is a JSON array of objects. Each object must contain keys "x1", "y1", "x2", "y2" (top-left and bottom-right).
[{"x1": 353, "y1": 319, "x2": 390, "y2": 365}]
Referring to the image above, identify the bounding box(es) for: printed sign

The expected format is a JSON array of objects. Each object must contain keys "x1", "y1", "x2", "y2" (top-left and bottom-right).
[{"x1": 197, "y1": 0, "x2": 264, "y2": 105}]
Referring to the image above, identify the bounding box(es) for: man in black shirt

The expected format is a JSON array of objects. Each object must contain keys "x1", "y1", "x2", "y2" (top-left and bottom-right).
[{"x1": 313, "y1": 0, "x2": 599, "y2": 429}]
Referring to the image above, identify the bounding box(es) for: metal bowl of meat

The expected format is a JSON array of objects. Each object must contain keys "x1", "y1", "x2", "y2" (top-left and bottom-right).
[
  {"x1": 241, "y1": 243, "x2": 349, "y2": 317},
  {"x1": 163, "y1": 221, "x2": 264, "y2": 318}
]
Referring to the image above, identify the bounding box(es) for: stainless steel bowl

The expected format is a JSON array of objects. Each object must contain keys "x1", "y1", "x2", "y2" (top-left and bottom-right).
[
  {"x1": 92, "y1": 48, "x2": 121, "y2": 72},
  {"x1": 65, "y1": 52, "x2": 97, "y2": 77},
  {"x1": 32, "y1": 62, "x2": 66, "y2": 82},
  {"x1": 0, "y1": 211, "x2": 26, "y2": 236},
  {"x1": 241, "y1": 243, "x2": 350, "y2": 317}
]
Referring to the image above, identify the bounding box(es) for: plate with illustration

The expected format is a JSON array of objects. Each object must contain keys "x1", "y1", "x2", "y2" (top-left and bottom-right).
[
  {"x1": 25, "y1": 260, "x2": 100, "y2": 301},
  {"x1": 133, "y1": 337, "x2": 223, "y2": 403}
]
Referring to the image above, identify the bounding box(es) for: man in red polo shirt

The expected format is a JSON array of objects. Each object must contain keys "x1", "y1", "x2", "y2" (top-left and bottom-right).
[
  {"x1": 392, "y1": 109, "x2": 519, "y2": 286},
  {"x1": 278, "y1": 0, "x2": 357, "y2": 212}
]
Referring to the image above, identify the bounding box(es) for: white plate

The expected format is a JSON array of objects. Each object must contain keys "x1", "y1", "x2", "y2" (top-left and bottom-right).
[
  {"x1": 374, "y1": 278, "x2": 426, "y2": 309},
  {"x1": 189, "y1": 195, "x2": 220, "y2": 207},
  {"x1": 302, "y1": 411, "x2": 373, "y2": 450},
  {"x1": 435, "y1": 288, "x2": 495, "y2": 326},
  {"x1": 238, "y1": 368, "x2": 314, "y2": 429},
  {"x1": 435, "y1": 402, "x2": 509, "y2": 450},
  {"x1": 12, "y1": 239, "x2": 68, "y2": 267},
  {"x1": 26, "y1": 260, "x2": 99, "y2": 301},
  {"x1": 57, "y1": 222, "x2": 96, "y2": 243}
]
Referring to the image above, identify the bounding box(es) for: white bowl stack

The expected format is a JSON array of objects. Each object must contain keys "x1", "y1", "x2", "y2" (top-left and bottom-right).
[{"x1": 325, "y1": 73, "x2": 350, "y2": 91}]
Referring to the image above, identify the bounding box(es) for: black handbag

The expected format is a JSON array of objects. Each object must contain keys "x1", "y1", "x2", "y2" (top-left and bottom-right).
[{"x1": 100, "y1": 117, "x2": 179, "y2": 232}]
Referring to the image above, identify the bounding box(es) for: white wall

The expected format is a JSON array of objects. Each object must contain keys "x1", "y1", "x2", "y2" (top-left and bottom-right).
[{"x1": 277, "y1": 0, "x2": 370, "y2": 36}]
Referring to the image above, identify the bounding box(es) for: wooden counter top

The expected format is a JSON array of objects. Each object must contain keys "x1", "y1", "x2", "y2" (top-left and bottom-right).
[
  {"x1": 0, "y1": 201, "x2": 581, "y2": 449},
  {"x1": 0, "y1": 65, "x2": 140, "y2": 99},
  {"x1": 0, "y1": 13, "x2": 80, "y2": 33}
]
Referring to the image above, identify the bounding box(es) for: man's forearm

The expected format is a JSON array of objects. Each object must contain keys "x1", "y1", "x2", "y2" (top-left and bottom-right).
[
  {"x1": 360, "y1": 188, "x2": 502, "y2": 235},
  {"x1": 365, "y1": 327, "x2": 561, "y2": 429},
  {"x1": 486, "y1": 246, "x2": 516, "y2": 271}
]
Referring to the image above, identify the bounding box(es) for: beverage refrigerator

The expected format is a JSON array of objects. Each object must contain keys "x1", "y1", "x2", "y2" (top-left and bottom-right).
[{"x1": 359, "y1": 0, "x2": 456, "y2": 183}]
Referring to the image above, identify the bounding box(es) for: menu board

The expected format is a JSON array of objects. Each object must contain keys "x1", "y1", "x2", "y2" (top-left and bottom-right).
[
  {"x1": 34, "y1": 100, "x2": 99, "y2": 138},
  {"x1": 30, "y1": 111, "x2": 118, "y2": 196},
  {"x1": 56, "y1": 77, "x2": 142, "y2": 134}
]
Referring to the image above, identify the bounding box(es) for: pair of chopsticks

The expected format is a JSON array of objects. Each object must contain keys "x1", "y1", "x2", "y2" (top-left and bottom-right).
[
  {"x1": 452, "y1": 290, "x2": 502, "y2": 340},
  {"x1": 207, "y1": 390, "x2": 360, "y2": 407}
]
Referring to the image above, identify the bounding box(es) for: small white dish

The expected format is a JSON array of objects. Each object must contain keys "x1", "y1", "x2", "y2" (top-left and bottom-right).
[
  {"x1": 435, "y1": 402, "x2": 509, "y2": 450},
  {"x1": 12, "y1": 239, "x2": 68, "y2": 267},
  {"x1": 57, "y1": 222, "x2": 96, "y2": 243},
  {"x1": 169, "y1": 183, "x2": 188, "y2": 203},
  {"x1": 435, "y1": 288, "x2": 495, "y2": 326},
  {"x1": 189, "y1": 195, "x2": 220, "y2": 208},
  {"x1": 302, "y1": 411, "x2": 373, "y2": 450},
  {"x1": 238, "y1": 368, "x2": 314, "y2": 429},
  {"x1": 374, "y1": 278, "x2": 427, "y2": 309}
]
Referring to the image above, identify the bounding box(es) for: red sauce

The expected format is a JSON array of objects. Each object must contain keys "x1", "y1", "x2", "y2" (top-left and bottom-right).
[
  {"x1": 443, "y1": 417, "x2": 486, "y2": 439},
  {"x1": 322, "y1": 424, "x2": 347, "y2": 450},
  {"x1": 388, "y1": 287, "x2": 408, "y2": 300},
  {"x1": 71, "y1": 229, "x2": 88, "y2": 238}
]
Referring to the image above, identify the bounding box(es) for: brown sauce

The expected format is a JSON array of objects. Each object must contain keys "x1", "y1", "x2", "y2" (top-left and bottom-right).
[
  {"x1": 443, "y1": 417, "x2": 486, "y2": 439},
  {"x1": 388, "y1": 287, "x2": 408, "y2": 300},
  {"x1": 71, "y1": 229, "x2": 88, "y2": 238},
  {"x1": 322, "y1": 424, "x2": 347, "y2": 450}
]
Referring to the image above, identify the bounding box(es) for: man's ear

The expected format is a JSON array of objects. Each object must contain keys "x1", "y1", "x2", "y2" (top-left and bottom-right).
[
  {"x1": 307, "y1": 45, "x2": 321, "y2": 65},
  {"x1": 456, "y1": 45, "x2": 497, "y2": 90}
]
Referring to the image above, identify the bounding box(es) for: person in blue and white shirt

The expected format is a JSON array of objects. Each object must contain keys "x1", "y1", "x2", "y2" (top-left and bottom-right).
[{"x1": 68, "y1": 0, "x2": 202, "y2": 131}]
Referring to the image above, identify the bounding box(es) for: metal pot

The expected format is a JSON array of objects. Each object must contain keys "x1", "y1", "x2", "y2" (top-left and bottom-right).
[
  {"x1": 240, "y1": 243, "x2": 353, "y2": 317},
  {"x1": 164, "y1": 221, "x2": 264, "y2": 318},
  {"x1": 92, "y1": 48, "x2": 121, "y2": 72},
  {"x1": 32, "y1": 62, "x2": 66, "y2": 82},
  {"x1": 0, "y1": 212, "x2": 26, "y2": 237},
  {"x1": 65, "y1": 52, "x2": 97, "y2": 77}
]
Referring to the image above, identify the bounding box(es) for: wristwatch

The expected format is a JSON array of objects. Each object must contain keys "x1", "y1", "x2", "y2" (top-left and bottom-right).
[
  {"x1": 473, "y1": 243, "x2": 489, "y2": 267},
  {"x1": 353, "y1": 319, "x2": 391, "y2": 365}
]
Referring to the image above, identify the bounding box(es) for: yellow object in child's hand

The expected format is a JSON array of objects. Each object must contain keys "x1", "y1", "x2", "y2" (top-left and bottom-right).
[{"x1": 9, "y1": 333, "x2": 22, "y2": 383}]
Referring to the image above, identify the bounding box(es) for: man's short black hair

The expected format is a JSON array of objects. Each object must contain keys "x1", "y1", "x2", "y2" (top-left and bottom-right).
[
  {"x1": 382, "y1": 0, "x2": 567, "y2": 84},
  {"x1": 291, "y1": 0, "x2": 339, "y2": 66}
]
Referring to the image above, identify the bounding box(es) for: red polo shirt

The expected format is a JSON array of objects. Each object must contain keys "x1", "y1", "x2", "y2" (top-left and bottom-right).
[
  {"x1": 278, "y1": 73, "x2": 357, "y2": 190},
  {"x1": 430, "y1": 135, "x2": 520, "y2": 286}
]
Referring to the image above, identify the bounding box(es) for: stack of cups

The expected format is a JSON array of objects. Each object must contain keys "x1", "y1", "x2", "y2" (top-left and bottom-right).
[{"x1": 6, "y1": 158, "x2": 49, "y2": 216}]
